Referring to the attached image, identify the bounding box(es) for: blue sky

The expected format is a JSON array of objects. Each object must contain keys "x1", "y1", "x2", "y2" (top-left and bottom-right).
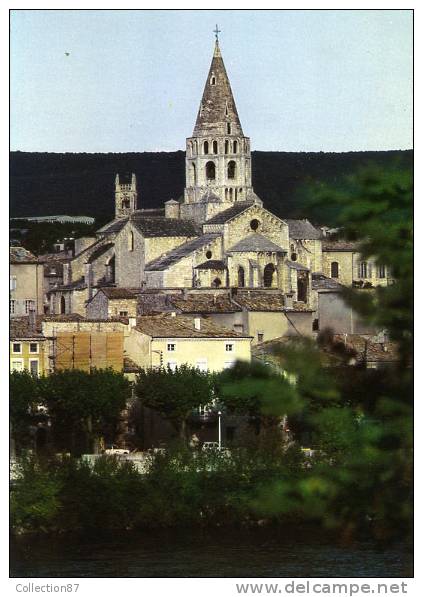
[{"x1": 10, "y1": 9, "x2": 412, "y2": 153}]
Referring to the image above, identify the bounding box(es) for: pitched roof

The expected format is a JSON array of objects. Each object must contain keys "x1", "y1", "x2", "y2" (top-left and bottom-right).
[
  {"x1": 97, "y1": 218, "x2": 128, "y2": 236},
  {"x1": 204, "y1": 201, "x2": 254, "y2": 225},
  {"x1": 168, "y1": 293, "x2": 241, "y2": 314},
  {"x1": 194, "y1": 260, "x2": 226, "y2": 270},
  {"x1": 228, "y1": 234, "x2": 286, "y2": 254},
  {"x1": 285, "y1": 219, "x2": 322, "y2": 240},
  {"x1": 193, "y1": 41, "x2": 243, "y2": 138},
  {"x1": 322, "y1": 239, "x2": 360, "y2": 252},
  {"x1": 286, "y1": 260, "x2": 310, "y2": 271},
  {"x1": 10, "y1": 316, "x2": 44, "y2": 339},
  {"x1": 136, "y1": 314, "x2": 250, "y2": 338},
  {"x1": 131, "y1": 215, "x2": 200, "y2": 238},
  {"x1": 200, "y1": 190, "x2": 221, "y2": 203},
  {"x1": 312, "y1": 272, "x2": 344, "y2": 291},
  {"x1": 332, "y1": 334, "x2": 399, "y2": 363},
  {"x1": 99, "y1": 287, "x2": 139, "y2": 300},
  {"x1": 10, "y1": 246, "x2": 38, "y2": 263},
  {"x1": 145, "y1": 234, "x2": 219, "y2": 271}
]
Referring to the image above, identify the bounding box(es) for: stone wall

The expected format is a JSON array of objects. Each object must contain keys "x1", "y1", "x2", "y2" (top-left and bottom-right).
[{"x1": 10, "y1": 262, "x2": 44, "y2": 316}]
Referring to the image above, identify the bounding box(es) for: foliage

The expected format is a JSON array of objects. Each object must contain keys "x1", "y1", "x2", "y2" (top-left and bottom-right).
[
  {"x1": 10, "y1": 368, "x2": 131, "y2": 455},
  {"x1": 134, "y1": 365, "x2": 213, "y2": 439},
  {"x1": 10, "y1": 370, "x2": 39, "y2": 452},
  {"x1": 10, "y1": 220, "x2": 97, "y2": 255}
]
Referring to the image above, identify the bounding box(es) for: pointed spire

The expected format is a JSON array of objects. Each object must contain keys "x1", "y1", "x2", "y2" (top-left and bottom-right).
[{"x1": 192, "y1": 39, "x2": 243, "y2": 138}]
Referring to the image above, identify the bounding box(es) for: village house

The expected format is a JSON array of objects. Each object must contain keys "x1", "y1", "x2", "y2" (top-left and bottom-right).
[{"x1": 10, "y1": 247, "x2": 44, "y2": 317}]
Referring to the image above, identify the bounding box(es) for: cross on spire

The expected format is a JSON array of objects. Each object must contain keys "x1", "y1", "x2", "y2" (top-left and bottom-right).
[{"x1": 213, "y1": 24, "x2": 221, "y2": 43}]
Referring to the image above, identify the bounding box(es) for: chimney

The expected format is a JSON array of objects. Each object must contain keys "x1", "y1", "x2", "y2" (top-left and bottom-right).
[
  {"x1": 128, "y1": 317, "x2": 137, "y2": 328},
  {"x1": 194, "y1": 317, "x2": 201, "y2": 330},
  {"x1": 171, "y1": 311, "x2": 176, "y2": 317},
  {"x1": 28, "y1": 309, "x2": 36, "y2": 332}
]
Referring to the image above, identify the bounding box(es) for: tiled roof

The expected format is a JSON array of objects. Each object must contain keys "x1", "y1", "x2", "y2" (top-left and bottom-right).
[
  {"x1": 10, "y1": 316, "x2": 44, "y2": 339},
  {"x1": 322, "y1": 240, "x2": 360, "y2": 252},
  {"x1": 286, "y1": 260, "x2": 309, "y2": 271},
  {"x1": 285, "y1": 219, "x2": 322, "y2": 240},
  {"x1": 139, "y1": 208, "x2": 166, "y2": 216},
  {"x1": 123, "y1": 357, "x2": 141, "y2": 372},
  {"x1": 97, "y1": 218, "x2": 128, "y2": 236},
  {"x1": 194, "y1": 260, "x2": 226, "y2": 270},
  {"x1": 10, "y1": 246, "x2": 38, "y2": 263},
  {"x1": 131, "y1": 214, "x2": 200, "y2": 238},
  {"x1": 332, "y1": 334, "x2": 399, "y2": 363},
  {"x1": 228, "y1": 234, "x2": 286, "y2": 254},
  {"x1": 99, "y1": 287, "x2": 139, "y2": 300},
  {"x1": 145, "y1": 234, "x2": 219, "y2": 271},
  {"x1": 87, "y1": 242, "x2": 114, "y2": 264},
  {"x1": 204, "y1": 202, "x2": 254, "y2": 225},
  {"x1": 312, "y1": 272, "x2": 344, "y2": 291},
  {"x1": 168, "y1": 293, "x2": 241, "y2": 314},
  {"x1": 136, "y1": 314, "x2": 251, "y2": 338}
]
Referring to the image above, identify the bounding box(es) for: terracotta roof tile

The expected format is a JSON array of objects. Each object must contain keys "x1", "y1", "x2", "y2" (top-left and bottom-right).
[{"x1": 136, "y1": 314, "x2": 250, "y2": 338}]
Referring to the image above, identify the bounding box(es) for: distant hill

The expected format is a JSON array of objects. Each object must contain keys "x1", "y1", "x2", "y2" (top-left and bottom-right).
[{"x1": 10, "y1": 150, "x2": 412, "y2": 227}]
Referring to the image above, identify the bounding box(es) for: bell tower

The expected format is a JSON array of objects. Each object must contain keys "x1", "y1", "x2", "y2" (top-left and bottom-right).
[
  {"x1": 115, "y1": 173, "x2": 138, "y2": 219},
  {"x1": 184, "y1": 32, "x2": 254, "y2": 206}
]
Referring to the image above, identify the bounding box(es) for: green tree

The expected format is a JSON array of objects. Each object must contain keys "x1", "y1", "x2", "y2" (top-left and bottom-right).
[
  {"x1": 10, "y1": 370, "x2": 40, "y2": 453},
  {"x1": 39, "y1": 368, "x2": 130, "y2": 455},
  {"x1": 134, "y1": 365, "x2": 212, "y2": 440}
]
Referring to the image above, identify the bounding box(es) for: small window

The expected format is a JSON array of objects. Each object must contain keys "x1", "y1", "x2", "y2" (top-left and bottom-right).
[
  {"x1": 29, "y1": 343, "x2": 39, "y2": 354},
  {"x1": 25, "y1": 300, "x2": 34, "y2": 314},
  {"x1": 119, "y1": 311, "x2": 128, "y2": 317},
  {"x1": 257, "y1": 332, "x2": 264, "y2": 343},
  {"x1": 331, "y1": 262, "x2": 339, "y2": 278},
  {"x1": 225, "y1": 343, "x2": 234, "y2": 352},
  {"x1": 225, "y1": 140, "x2": 229, "y2": 154},
  {"x1": 210, "y1": 75, "x2": 216, "y2": 85},
  {"x1": 359, "y1": 262, "x2": 368, "y2": 278},
  {"x1": 128, "y1": 230, "x2": 134, "y2": 252},
  {"x1": 250, "y1": 219, "x2": 260, "y2": 231},
  {"x1": 11, "y1": 360, "x2": 23, "y2": 372},
  {"x1": 206, "y1": 161, "x2": 215, "y2": 180},
  {"x1": 12, "y1": 343, "x2": 22, "y2": 354},
  {"x1": 29, "y1": 359, "x2": 39, "y2": 376},
  {"x1": 204, "y1": 141, "x2": 209, "y2": 155},
  {"x1": 227, "y1": 161, "x2": 236, "y2": 179},
  {"x1": 10, "y1": 300, "x2": 16, "y2": 315},
  {"x1": 233, "y1": 140, "x2": 237, "y2": 153},
  {"x1": 167, "y1": 343, "x2": 176, "y2": 352},
  {"x1": 206, "y1": 250, "x2": 212, "y2": 259},
  {"x1": 213, "y1": 140, "x2": 218, "y2": 154},
  {"x1": 10, "y1": 276, "x2": 17, "y2": 291},
  {"x1": 227, "y1": 123, "x2": 231, "y2": 134},
  {"x1": 212, "y1": 278, "x2": 221, "y2": 288},
  {"x1": 291, "y1": 253, "x2": 297, "y2": 261}
]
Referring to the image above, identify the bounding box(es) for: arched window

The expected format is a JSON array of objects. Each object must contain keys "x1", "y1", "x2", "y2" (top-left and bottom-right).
[
  {"x1": 60, "y1": 296, "x2": 66, "y2": 314},
  {"x1": 206, "y1": 161, "x2": 216, "y2": 181},
  {"x1": 203, "y1": 141, "x2": 209, "y2": 155},
  {"x1": 213, "y1": 140, "x2": 218, "y2": 154},
  {"x1": 121, "y1": 198, "x2": 130, "y2": 210},
  {"x1": 212, "y1": 277, "x2": 222, "y2": 288},
  {"x1": 210, "y1": 75, "x2": 216, "y2": 85},
  {"x1": 250, "y1": 219, "x2": 260, "y2": 231},
  {"x1": 225, "y1": 102, "x2": 229, "y2": 116},
  {"x1": 128, "y1": 230, "x2": 134, "y2": 252},
  {"x1": 106, "y1": 255, "x2": 115, "y2": 283},
  {"x1": 233, "y1": 140, "x2": 238, "y2": 153},
  {"x1": 191, "y1": 163, "x2": 196, "y2": 185},
  {"x1": 331, "y1": 262, "x2": 339, "y2": 278},
  {"x1": 227, "y1": 123, "x2": 231, "y2": 134},
  {"x1": 227, "y1": 161, "x2": 236, "y2": 179},
  {"x1": 238, "y1": 266, "x2": 245, "y2": 288},
  {"x1": 225, "y1": 188, "x2": 228, "y2": 201},
  {"x1": 263, "y1": 263, "x2": 275, "y2": 288},
  {"x1": 297, "y1": 275, "x2": 308, "y2": 302},
  {"x1": 225, "y1": 140, "x2": 229, "y2": 154},
  {"x1": 193, "y1": 140, "x2": 197, "y2": 154},
  {"x1": 229, "y1": 188, "x2": 233, "y2": 201},
  {"x1": 206, "y1": 250, "x2": 212, "y2": 259}
]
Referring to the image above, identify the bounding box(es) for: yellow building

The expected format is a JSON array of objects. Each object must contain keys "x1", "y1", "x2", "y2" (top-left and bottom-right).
[
  {"x1": 10, "y1": 316, "x2": 47, "y2": 375},
  {"x1": 125, "y1": 313, "x2": 252, "y2": 372}
]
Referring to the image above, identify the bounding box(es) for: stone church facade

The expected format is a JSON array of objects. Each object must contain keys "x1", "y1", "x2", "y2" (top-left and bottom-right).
[{"x1": 48, "y1": 39, "x2": 346, "y2": 319}]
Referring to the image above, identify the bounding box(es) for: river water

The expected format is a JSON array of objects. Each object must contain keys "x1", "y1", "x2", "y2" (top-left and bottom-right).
[{"x1": 10, "y1": 528, "x2": 412, "y2": 578}]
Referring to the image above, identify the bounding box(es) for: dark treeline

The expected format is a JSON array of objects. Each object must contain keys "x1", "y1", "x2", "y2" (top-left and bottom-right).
[{"x1": 10, "y1": 150, "x2": 412, "y2": 226}]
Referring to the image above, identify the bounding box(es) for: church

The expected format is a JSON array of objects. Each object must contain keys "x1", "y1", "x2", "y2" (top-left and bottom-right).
[{"x1": 48, "y1": 37, "x2": 335, "y2": 325}]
